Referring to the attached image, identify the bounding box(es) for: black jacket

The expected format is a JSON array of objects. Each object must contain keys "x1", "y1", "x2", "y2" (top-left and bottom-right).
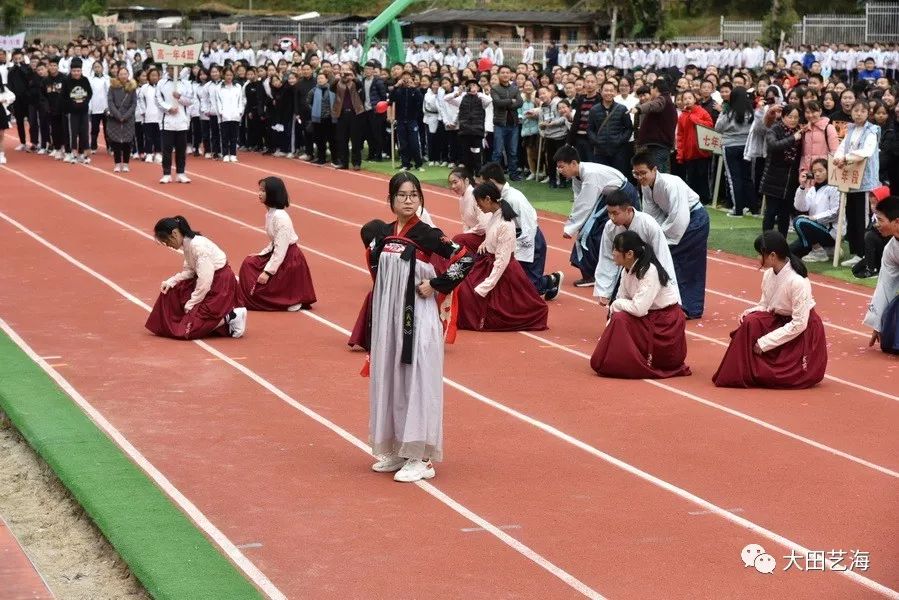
[
  {"x1": 362, "y1": 76, "x2": 388, "y2": 109},
  {"x1": 243, "y1": 80, "x2": 265, "y2": 118},
  {"x1": 389, "y1": 85, "x2": 423, "y2": 122},
  {"x1": 587, "y1": 100, "x2": 633, "y2": 155},
  {"x1": 6, "y1": 63, "x2": 31, "y2": 102},
  {"x1": 457, "y1": 93, "x2": 486, "y2": 138},
  {"x1": 295, "y1": 76, "x2": 316, "y2": 119},
  {"x1": 44, "y1": 73, "x2": 66, "y2": 115},
  {"x1": 760, "y1": 122, "x2": 801, "y2": 200}
]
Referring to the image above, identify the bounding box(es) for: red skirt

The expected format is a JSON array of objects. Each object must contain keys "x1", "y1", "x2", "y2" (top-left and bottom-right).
[
  {"x1": 590, "y1": 304, "x2": 691, "y2": 379},
  {"x1": 236, "y1": 244, "x2": 317, "y2": 311},
  {"x1": 713, "y1": 310, "x2": 827, "y2": 389},
  {"x1": 456, "y1": 254, "x2": 548, "y2": 332},
  {"x1": 347, "y1": 291, "x2": 373, "y2": 349},
  {"x1": 145, "y1": 265, "x2": 238, "y2": 340}
]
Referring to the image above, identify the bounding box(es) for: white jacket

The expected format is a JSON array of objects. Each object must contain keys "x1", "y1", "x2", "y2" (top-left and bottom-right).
[
  {"x1": 216, "y1": 82, "x2": 244, "y2": 122},
  {"x1": 157, "y1": 77, "x2": 195, "y2": 131},
  {"x1": 88, "y1": 74, "x2": 109, "y2": 114},
  {"x1": 423, "y1": 88, "x2": 443, "y2": 133},
  {"x1": 202, "y1": 81, "x2": 221, "y2": 117},
  {"x1": 138, "y1": 83, "x2": 162, "y2": 124}
]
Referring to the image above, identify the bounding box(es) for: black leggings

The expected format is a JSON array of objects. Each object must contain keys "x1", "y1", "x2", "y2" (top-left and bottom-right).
[
  {"x1": 143, "y1": 122, "x2": 162, "y2": 155},
  {"x1": 90, "y1": 113, "x2": 107, "y2": 151},
  {"x1": 763, "y1": 194, "x2": 792, "y2": 238},
  {"x1": 67, "y1": 112, "x2": 89, "y2": 154},
  {"x1": 845, "y1": 191, "x2": 868, "y2": 257},
  {"x1": 220, "y1": 120, "x2": 239, "y2": 156},
  {"x1": 161, "y1": 130, "x2": 187, "y2": 175},
  {"x1": 111, "y1": 141, "x2": 131, "y2": 164}
]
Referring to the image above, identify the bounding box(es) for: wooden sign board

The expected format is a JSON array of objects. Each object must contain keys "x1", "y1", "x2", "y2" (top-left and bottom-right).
[
  {"x1": 219, "y1": 23, "x2": 238, "y2": 34},
  {"x1": 149, "y1": 42, "x2": 203, "y2": 66},
  {"x1": 828, "y1": 157, "x2": 867, "y2": 192},
  {"x1": 696, "y1": 124, "x2": 722, "y2": 155},
  {"x1": 92, "y1": 14, "x2": 119, "y2": 27}
]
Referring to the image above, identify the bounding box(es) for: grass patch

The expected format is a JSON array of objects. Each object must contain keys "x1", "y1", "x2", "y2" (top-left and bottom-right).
[
  {"x1": 362, "y1": 160, "x2": 876, "y2": 288},
  {"x1": 0, "y1": 330, "x2": 262, "y2": 600}
]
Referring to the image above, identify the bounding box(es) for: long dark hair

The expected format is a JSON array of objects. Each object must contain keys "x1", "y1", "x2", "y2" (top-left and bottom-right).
[
  {"x1": 726, "y1": 86, "x2": 754, "y2": 125},
  {"x1": 154, "y1": 215, "x2": 199, "y2": 240},
  {"x1": 448, "y1": 166, "x2": 472, "y2": 185},
  {"x1": 613, "y1": 230, "x2": 670, "y2": 286},
  {"x1": 472, "y1": 182, "x2": 517, "y2": 221},
  {"x1": 259, "y1": 176, "x2": 290, "y2": 209},
  {"x1": 388, "y1": 171, "x2": 425, "y2": 210},
  {"x1": 754, "y1": 231, "x2": 808, "y2": 277}
]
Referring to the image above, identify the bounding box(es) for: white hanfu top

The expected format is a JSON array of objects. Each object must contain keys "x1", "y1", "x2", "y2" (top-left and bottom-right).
[
  {"x1": 863, "y1": 237, "x2": 899, "y2": 332},
  {"x1": 164, "y1": 236, "x2": 227, "y2": 312},
  {"x1": 564, "y1": 162, "x2": 628, "y2": 237},
  {"x1": 594, "y1": 211, "x2": 679, "y2": 301},
  {"x1": 501, "y1": 182, "x2": 538, "y2": 264},
  {"x1": 257, "y1": 208, "x2": 299, "y2": 274},
  {"x1": 611, "y1": 262, "x2": 680, "y2": 317},
  {"x1": 474, "y1": 210, "x2": 516, "y2": 297},
  {"x1": 742, "y1": 262, "x2": 816, "y2": 352},
  {"x1": 640, "y1": 172, "x2": 700, "y2": 245},
  {"x1": 459, "y1": 184, "x2": 490, "y2": 234}
]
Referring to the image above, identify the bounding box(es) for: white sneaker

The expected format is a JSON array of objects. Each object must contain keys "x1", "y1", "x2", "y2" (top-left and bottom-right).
[
  {"x1": 63, "y1": 153, "x2": 76, "y2": 163},
  {"x1": 204, "y1": 152, "x2": 213, "y2": 159},
  {"x1": 159, "y1": 174, "x2": 172, "y2": 184},
  {"x1": 228, "y1": 307, "x2": 247, "y2": 338},
  {"x1": 0, "y1": 153, "x2": 6, "y2": 164},
  {"x1": 231, "y1": 155, "x2": 239, "y2": 163},
  {"x1": 273, "y1": 151, "x2": 286, "y2": 157},
  {"x1": 840, "y1": 255, "x2": 863, "y2": 267},
  {"x1": 371, "y1": 454, "x2": 406, "y2": 473},
  {"x1": 154, "y1": 153, "x2": 163, "y2": 164},
  {"x1": 525, "y1": 173, "x2": 536, "y2": 181},
  {"x1": 52, "y1": 150, "x2": 62, "y2": 160},
  {"x1": 393, "y1": 458, "x2": 435, "y2": 482},
  {"x1": 144, "y1": 154, "x2": 153, "y2": 163},
  {"x1": 113, "y1": 163, "x2": 122, "y2": 173},
  {"x1": 177, "y1": 174, "x2": 191, "y2": 184},
  {"x1": 14, "y1": 144, "x2": 26, "y2": 151},
  {"x1": 539, "y1": 177, "x2": 549, "y2": 184},
  {"x1": 287, "y1": 303, "x2": 307, "y2": 312},
  {"x1": 82, "y1": 155, "x2": 91, "y2": 164},
  {"x1": 298, "y1": 154, "x2": 311, "y2": 161},
  {"x1": 802, "y1": 247, "x2": 829, "y2": 263},
  {"x1": 122, "y1": 164, "x2": 130, "y2": 173},
  {"x1": 37, "y1": 148, "x2": 47, "y2": 155}
]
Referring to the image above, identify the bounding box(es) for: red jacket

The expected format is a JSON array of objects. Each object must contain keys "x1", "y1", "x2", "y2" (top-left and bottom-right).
[{"x1": 676, "y1": 105, "x2": 714, "y2": 162}]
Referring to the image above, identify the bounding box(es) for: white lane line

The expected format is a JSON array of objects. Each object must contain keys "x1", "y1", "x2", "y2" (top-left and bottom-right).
[
  {"x1": 0, "y1": 210, "x2": 606, "y2": 600},
  {"x1": 0, "y1": 317, "x2": 287, "y2": 600},
  {"x1": 4, "y1": 178, "x2": 898, "y2": 599},
  {"x1": 461, "y1": 525, "x2": 522, "y2": 533},
  {"x1": 22, "y1": 163, "x2": 897, "y2": 474}
]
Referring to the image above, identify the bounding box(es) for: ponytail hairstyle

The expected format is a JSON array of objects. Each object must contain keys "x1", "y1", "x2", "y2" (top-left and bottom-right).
[
  {"x1": 472, "y1": 182, "x2": 517, "y2": 221},
  {"x1": 154, "y1": 215, "x2": 200, "y2": 241},
  {"x1": 754, "y1": 231, "x2": 808, "y2": 277},
  {"x1": 612, "y1": 230, "x2": 671, "y2": 286}
]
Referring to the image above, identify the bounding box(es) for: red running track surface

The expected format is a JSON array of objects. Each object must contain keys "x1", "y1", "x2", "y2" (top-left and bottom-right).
[{"x1": 0, "y1": 142, "x2": 896, "y2": 600}]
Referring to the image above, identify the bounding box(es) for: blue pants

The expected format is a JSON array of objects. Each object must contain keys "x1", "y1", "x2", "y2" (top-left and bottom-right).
[
  {"x1": 670, "y1": 207, "x2": 710, "y2": 319},
  {"x1": 520, "y1": 228, "x2": 553, "y2": 295},
  {"x1": 723, "y1": 146, "x2": 756, "y2": 215},
  {"x1": 493, "y1": 124, "x2": 520, "y2": 177},
  {"x1": 395, "y1": 120, "x2": 422, "y2": 169},
  {"x1": 638, "y1": 143, "x2": 671, "y2": 174},
  {"x1": 789, "y1": 217, "x2": 835, "y2": 257},
  {"x1": 880, "y1": 295, "x2": 899, "y2": 354}
]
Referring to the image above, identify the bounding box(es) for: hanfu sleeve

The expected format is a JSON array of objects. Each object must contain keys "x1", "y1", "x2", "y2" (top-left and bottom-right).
[
  {"x1": 593, "y1": 221, "x2": 619, "y2": 298},
  {"x1": 756, "y1": 277, "x2": 813, "y2": 352},
  {"x1": 164, "y1": 260, "x2": 195, "y2": 288},
  {"x1": 424, "y1": 228, "x2": 475, "y2": 294},
  {"x1": 474, "y1": 222, "x2": 514, "y2": 297},
  {"x1": 263, "y1": 213, "x2": 293, "y2": 274},
  {"x1": 185, "y1": 250, "x2": 215, "y2": 312},
  {"x1": 863, "y1": 238, "x2": 899, "y2": 332}
]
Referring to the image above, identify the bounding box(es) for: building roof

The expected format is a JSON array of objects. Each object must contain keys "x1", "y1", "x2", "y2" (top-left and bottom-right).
[{"x1": 404, "y1": 9, "x2": 601, "y2": 26}]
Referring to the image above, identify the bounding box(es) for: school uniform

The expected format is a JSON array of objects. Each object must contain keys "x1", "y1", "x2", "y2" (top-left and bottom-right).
[
  {"x1": 713, "y1": 263, "x2": 827, "y2": 388},
  {"x1": 217, "y1": 82, "x2": 245, "y2": 159},
  {"x1": 790, "y1": 184, "x2": 842, "y2": 257},
  {"x1": 456, "y1": 210, "x2": 548, "y2": 332},
  {"x1": 565, "y1": 162, "x2": 639, "y2": 281},
  {"x1": 138, "y1": 82, "x2": 162, "y2": 156},
  {"x1": 640, "y1": 172, "x2": 710, "y2": 319},
  {"x1": 157, "y1": 73, "x2": 194, "y2": 176},
  {"x1": 864, "y1": 237, "x2": 899, "y2": 353},
  {"x1": 145, "y1": 236, "x2": 241, "y2": 340},
  {"x1": 62, "y1": 74, "x2": 92, "y2": 156},
  {"x1": 87, "y1": 72, "x2": 109, "y2": 151},
  {"x1": 237, "y1": 208, "x2": 317, "y2": 311},
  {"x1": 591, "y1": 262, "x2": 690, "y2": 379}
]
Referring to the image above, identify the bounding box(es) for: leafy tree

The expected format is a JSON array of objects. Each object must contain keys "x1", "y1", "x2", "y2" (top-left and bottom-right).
[
  {"x1": 763, "y1": 0, "x2": 799, "y2": 48},
  {"x1": 1, "y1": 0, "x2": 25, "y2": 33}
]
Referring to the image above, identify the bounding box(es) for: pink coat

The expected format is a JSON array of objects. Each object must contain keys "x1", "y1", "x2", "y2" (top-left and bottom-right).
[{"x1": 799, "y1": 116, "x2": 839, "y2": 176}]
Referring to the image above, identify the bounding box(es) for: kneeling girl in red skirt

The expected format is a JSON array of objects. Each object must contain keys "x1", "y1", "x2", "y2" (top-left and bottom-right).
[
  {"x1": 146, "y1": 215, "x2": 247, "y2": 340},
  {"x1": 447, "y1": 167, "x2": 489, "y2": 252},
  {"x1": 237, "y1": 176, "x2": 317, "y2": 311},
  {"x1": 590, "y1": 230, "x2": 691, "y2": 378},
  {"x1": 456, "y1": 182, "x2": 548, "y2": 331},
  {"x1": 713, "y1": 231, "x2": 827, "y2": 389}
]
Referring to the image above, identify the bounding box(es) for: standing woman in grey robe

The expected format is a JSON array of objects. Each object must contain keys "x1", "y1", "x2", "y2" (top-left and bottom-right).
[
  {"x1": 106, "y1": 65, "x2": 137, "y2": 173},
  {"x1": 362, "y1": 172, "x2": 475, "y2": 483}
]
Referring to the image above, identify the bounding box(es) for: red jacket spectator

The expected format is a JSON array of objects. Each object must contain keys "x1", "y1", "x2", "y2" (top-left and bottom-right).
[{"x1": 676, "y1": 104, "x2": 714, "y2": 162}]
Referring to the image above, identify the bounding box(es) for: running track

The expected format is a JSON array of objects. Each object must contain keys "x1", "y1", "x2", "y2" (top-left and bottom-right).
[{"x1": 0, "y1": 140, "x2": 897, "y2": 599}]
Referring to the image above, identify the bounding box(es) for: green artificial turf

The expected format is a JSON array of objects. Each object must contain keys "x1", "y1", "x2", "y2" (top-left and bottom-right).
[
  {"x1": 362, "y1": 160, "x2": 876, "y2": 288},
  {"x1": 0, "y1": 330, "x2": 262, "y2": 600}
]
